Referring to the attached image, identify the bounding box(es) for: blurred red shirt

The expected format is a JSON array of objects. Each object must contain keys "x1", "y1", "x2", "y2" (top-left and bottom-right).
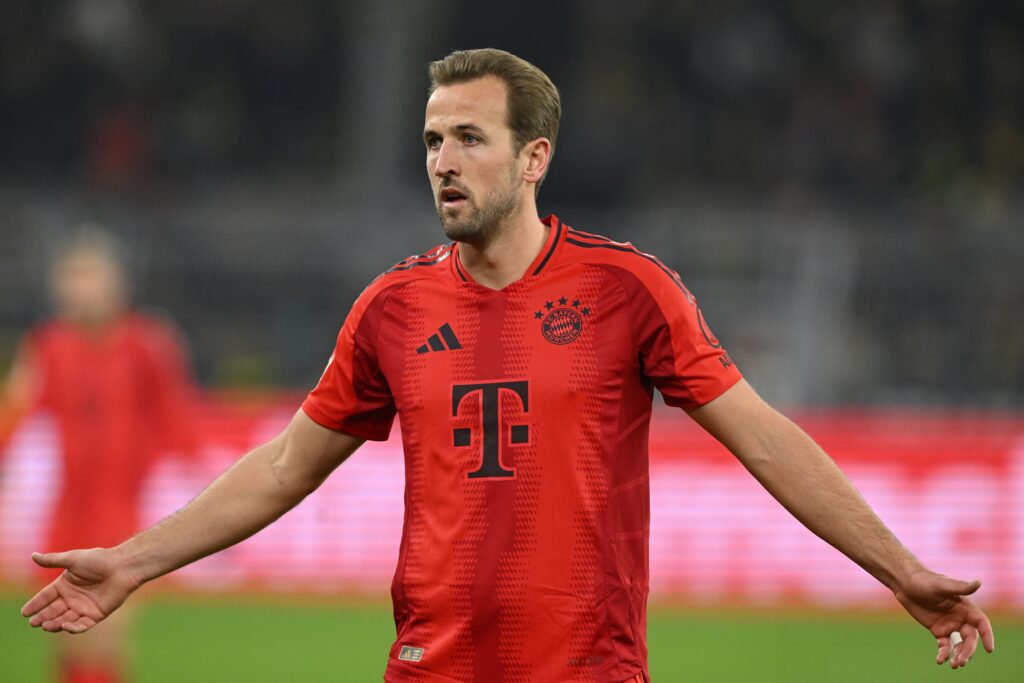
[{"x1": 25, "y1": 312, "x2": 198, "y2": 559}]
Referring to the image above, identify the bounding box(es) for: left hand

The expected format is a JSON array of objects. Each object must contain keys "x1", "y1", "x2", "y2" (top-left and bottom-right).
[
  {"x1": 21, "y1": 548, "x2": 140, "y2": 634},
  {"x1": 893, "y1": 570, "x2": 995, "y2": 669}
]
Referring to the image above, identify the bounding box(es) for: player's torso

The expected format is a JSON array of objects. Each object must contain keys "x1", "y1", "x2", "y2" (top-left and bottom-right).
[
  {"x1": 380, "y1": 261, "x2": 636, "y2": 483},
  {"x1": 375, "y1": 263, "x2": 651, "y2": 682},
  {"x1": 35, "y1": 318, "x2": 160, "y2": 485}
]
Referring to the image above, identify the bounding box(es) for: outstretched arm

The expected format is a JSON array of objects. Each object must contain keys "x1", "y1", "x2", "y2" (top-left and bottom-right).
[
  {"x1": 687, "y1": 379, "x2": 995, "y2": 670},
  {"x1": 21, "y1": 409, "x2": 364, "y2": 633}
]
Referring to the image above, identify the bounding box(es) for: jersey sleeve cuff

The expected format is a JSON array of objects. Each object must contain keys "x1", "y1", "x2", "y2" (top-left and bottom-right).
[
  {"x1": 663, "y1": 366, "x2": 744, "y2": 410},
  {"x1": 300, "y1": 401, "x2": 393, "y2": 441}
]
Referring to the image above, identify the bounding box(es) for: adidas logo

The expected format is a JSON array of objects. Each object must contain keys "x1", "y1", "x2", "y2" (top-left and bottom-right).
[{"x1": 416, "y1": 323, "x2": 462, "y2": 354}]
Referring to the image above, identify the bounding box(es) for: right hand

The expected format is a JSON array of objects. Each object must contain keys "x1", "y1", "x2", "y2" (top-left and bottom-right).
[
  {"x1": 893, "y1": 570, "x2": 995, "y2": 669},
  {"x1": 20, "y1": 548, "x2": 141, "y2": 634}
]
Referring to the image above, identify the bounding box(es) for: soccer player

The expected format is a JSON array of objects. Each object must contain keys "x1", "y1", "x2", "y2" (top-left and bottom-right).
[
  {"x1": 2, "y1": 229, "x2": 199, "y2": 683},
  {"x1": 21, "y1": 50, "x2": 993, "y2": 682}
]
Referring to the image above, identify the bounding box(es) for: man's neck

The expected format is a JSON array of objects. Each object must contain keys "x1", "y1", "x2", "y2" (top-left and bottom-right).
[
  {"x1": 457, "y1": 206, "x2": 548, "y2": 290},
  {"x1": 63, "y1": 309, "x2": 126, "y2": 339}
]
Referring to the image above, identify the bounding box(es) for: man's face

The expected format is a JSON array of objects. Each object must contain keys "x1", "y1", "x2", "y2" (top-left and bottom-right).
[
  {"x1": 51, "y1": 248, "x2": 127, "y2": 326},
  {"x1": 423, "y1": 76, "x2": 525, "y2": 244}
]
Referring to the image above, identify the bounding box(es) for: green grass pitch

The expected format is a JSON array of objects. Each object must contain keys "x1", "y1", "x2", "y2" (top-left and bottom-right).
[{"x1": 2, "y1": 592, "x2": 1020, "y2": 682}]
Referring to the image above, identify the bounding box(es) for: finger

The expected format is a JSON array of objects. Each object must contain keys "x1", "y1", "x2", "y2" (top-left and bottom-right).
[
  {"x1": 20, "y1": 583, "x2": 60, "y2": 617},
  {"x1": 28, "y1": 598, "x2": 68, "y2": 627},
  {"x1": 31, "y1": 551, "x2": 75, "y2": 570},
  {"x1": 953, "y1": 625, "x2": 983, "y2": 669},
  {"x1": 972, "y1": 611, "x2": 996, "y2": 653},
  {"x1": 956, "y1": 627, "x2": 976, "y2": 669},
  {"x1": 41, "y1": 619, "x2": 67, "y2": 633},
  {"x1": 935, "y1": 636, "x2": 951, "y2": 665},
  {"x1": 63, "y1": 615, "x2": 97, "y2": 634},
  {"x1": 935, "y1": 577, "x2": 981, "y2": 598},
  {"x1": 41, "y1": 608, "x2": 80, "y2": 633}
]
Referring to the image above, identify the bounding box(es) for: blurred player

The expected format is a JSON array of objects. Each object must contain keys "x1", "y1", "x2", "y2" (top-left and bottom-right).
[
  {"x1": 21, "y1": 50, "x2": 993, "y2": 682},
  {"x1": 2, "y1": 229, "x2": 199, "y2": 683}
]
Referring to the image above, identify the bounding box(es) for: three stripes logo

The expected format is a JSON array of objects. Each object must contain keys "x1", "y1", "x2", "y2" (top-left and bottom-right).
[{"x1": 416, "y1": 323, "x2": 462, "y2": 354}]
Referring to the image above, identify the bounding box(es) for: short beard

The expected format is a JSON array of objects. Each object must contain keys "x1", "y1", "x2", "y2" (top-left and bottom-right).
[{"x1": 437, "y1": 174, "x2": 521, "y2": 247}]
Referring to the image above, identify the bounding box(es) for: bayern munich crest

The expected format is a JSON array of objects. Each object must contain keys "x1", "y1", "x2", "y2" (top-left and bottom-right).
[{"x1": 533, "y1": 296, "x2": 590, "y2": 345}]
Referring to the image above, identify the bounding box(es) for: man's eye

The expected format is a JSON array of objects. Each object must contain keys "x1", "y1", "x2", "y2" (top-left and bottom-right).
[
  {"x1": 463, "y1": 134, "x2": 479, "y2": 144},
  {"x1": 426, "y1": 138, "x2": 441, "y2": 149}
]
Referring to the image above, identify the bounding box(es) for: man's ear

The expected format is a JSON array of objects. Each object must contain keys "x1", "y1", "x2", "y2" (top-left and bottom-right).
[{"x1": 521, "y1": 137, "x2": 552, "y2": 185}]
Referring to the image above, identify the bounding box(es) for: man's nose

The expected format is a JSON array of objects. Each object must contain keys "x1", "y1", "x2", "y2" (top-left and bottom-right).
[{"x1": 433, "y1": 140, "x2": 459, "y2": 177}]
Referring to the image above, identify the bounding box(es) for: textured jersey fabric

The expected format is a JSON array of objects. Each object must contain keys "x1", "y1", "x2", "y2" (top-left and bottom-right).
[
  {"x1": 27, "y1": 313, "x2": 198, "y2": 561},
  {"x1": 303, "y1": 215, "x2": 741, "y2": 682}
]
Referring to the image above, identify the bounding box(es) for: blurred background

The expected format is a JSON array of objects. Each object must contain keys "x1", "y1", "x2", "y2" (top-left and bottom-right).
[{"x1": 1, "y1": 1, "x2": 1022, "y2": 681}]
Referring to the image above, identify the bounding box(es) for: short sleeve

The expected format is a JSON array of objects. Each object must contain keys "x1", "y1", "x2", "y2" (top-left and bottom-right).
[
  {"x1": 301, "y1": 285, "x2": 397, "y2": 440},
  {"x1": 616, "y1": 264, "x2": 742, "y2": 409}
]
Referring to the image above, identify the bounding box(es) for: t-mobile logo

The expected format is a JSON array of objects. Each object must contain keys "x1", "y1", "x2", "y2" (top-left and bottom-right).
[{"x1": 451, "y1": 380, "x2": 529, "y2": 479}]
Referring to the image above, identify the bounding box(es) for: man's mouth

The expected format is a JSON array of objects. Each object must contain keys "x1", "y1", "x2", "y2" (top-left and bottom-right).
[{"x1": 440, "y1": 187, "x2": 468, "y2": 207}]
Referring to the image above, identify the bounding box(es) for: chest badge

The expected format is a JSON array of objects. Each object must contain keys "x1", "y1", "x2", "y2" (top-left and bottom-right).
[{"x1": 533, "y1": 295, "x2": 590, "y2": 345}]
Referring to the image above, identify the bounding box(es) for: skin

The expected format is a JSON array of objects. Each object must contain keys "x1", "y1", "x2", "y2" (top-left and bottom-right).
[
  {"x1": 50, "y1": 246, "x2": 129, "y2": 329},
  {"x1": 20, "y1": 75, "x2": 994, "y2": 671},
  {"x1": 687, "y1": 380, "x2": 995, "y2": 669}
]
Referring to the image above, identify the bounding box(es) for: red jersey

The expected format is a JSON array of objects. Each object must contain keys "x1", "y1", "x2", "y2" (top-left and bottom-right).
[
  {"x1": 26, "y1": 313, "x2": 197, "y2": 555},
  {"x1": 303, "y1": 215, "x2": 741, "y2": 683}
]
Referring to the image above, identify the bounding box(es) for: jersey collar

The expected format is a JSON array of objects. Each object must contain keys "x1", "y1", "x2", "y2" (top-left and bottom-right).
[{"x1": 451, "y1": 214, "x2": 565, "y2": 289}]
